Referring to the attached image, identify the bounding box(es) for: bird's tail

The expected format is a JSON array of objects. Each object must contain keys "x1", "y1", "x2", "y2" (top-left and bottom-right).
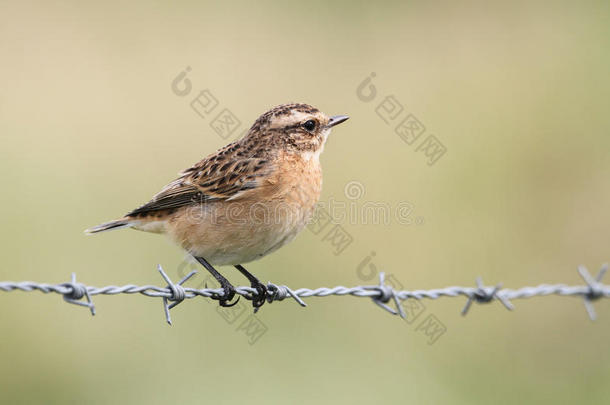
[{"x1": 84, "y1": 218, "x2": 134, "y2": 235}]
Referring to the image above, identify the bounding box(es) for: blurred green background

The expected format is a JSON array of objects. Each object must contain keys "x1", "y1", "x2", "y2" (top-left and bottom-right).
[{"x1": 1, "y1": 0, "x2": 609, "y2": 403}]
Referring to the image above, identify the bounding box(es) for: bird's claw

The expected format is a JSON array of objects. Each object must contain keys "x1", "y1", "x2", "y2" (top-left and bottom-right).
[
  {"x1": 215, "y1": 283, "x2": 239, "y2": 307},
  {"x1": 250, "y1": 281, "x2": 267, "y2": 309}
]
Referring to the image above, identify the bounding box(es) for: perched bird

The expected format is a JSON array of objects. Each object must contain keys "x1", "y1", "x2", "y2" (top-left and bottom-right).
[{"x1": 85, "y1": 103, "x2": 349, "y2": 308}]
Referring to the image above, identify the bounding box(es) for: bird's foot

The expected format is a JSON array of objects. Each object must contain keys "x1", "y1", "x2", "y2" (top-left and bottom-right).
[
  {"x1": 250, "y1": 279, "x2": 267, "y2": 310},
  {"x1": 194, "y1": 256, "x2": 240, "y2": 308},
  {"x1": 214, "y1": 281, "x2": 239, "y2": 307},
  {"x1": 234, "y1": 264, "x2": 267, "y2": 311}
]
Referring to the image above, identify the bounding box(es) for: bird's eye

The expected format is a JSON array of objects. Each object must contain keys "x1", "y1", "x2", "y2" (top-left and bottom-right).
[{"x1": 302, "y1": 120, "x2": 317, "y2": 132}]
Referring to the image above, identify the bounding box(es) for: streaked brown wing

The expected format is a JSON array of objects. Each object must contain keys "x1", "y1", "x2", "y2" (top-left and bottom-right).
[
  {"x1": 125, "y1": 181, "x2": 207, "y2": 217},
  {"x1": 126, "y1": 154, "x2": 272, "y2": 218}
]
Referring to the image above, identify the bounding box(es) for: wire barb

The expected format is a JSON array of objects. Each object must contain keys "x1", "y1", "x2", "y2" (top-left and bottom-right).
[
  {"x1": 0, "y1": 263, "x2": 608, "y2": 325},
  {"x1": 265, "y1": 283, "x2": 307, "y2": 307},
  {"x1": 362, "y1": 272, "x2": 406, "y2": 318},
  {"x1": 157, "y1": 264, "x2": 197, "y2": 325},
  {"x1": 577, "y1": 264, "x2": 608, "y2": 320},
  {"x1": 61, "y1": 273, "x2": 95, "y2": 316},
  {"x1": 461, "y1": 277, "x2": 514, "y2": 316}
]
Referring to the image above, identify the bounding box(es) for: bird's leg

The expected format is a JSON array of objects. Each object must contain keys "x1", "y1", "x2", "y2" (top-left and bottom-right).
[
  {"x1": 234, "y1": 264, "x2": 267, "y2": 309},
  {"x1": 194, "y1": 256, "x2": 239, "y2": 307}
]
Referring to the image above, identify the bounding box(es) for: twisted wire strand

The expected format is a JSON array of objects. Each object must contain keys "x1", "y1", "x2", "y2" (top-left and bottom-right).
[{"x1": 0, "y1": 263, "x2": 607, "y2": 324}]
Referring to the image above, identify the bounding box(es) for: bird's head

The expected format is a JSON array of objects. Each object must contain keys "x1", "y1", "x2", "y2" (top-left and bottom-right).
[{"x1": 245, "y1": 103, "x2": 349, "y2": 158}]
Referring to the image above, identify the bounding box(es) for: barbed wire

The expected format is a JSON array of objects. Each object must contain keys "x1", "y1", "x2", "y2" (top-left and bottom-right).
[{"x1": 0, "y1": 263, "x2": 608, "y2": 325}]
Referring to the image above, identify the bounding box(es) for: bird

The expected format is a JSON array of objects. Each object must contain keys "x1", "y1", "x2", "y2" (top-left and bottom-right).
[{"x1": 85, "y1": 103, "x2": 349, "y2": 309}]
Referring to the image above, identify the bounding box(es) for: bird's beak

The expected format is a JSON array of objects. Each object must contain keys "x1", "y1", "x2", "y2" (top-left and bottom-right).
[{"x1": 327, "y1": 115, "x2": 349, "y2": 128}]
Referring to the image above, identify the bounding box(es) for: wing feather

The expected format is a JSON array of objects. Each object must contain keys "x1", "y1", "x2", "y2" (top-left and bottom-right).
[{"x1": 125, "y1": 151, "x2": 272, "y2": 218}]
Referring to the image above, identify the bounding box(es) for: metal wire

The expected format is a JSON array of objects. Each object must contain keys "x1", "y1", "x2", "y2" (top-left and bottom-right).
[{"x1": 0, "y1": 263, "x2": 608, "y2": 325}]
